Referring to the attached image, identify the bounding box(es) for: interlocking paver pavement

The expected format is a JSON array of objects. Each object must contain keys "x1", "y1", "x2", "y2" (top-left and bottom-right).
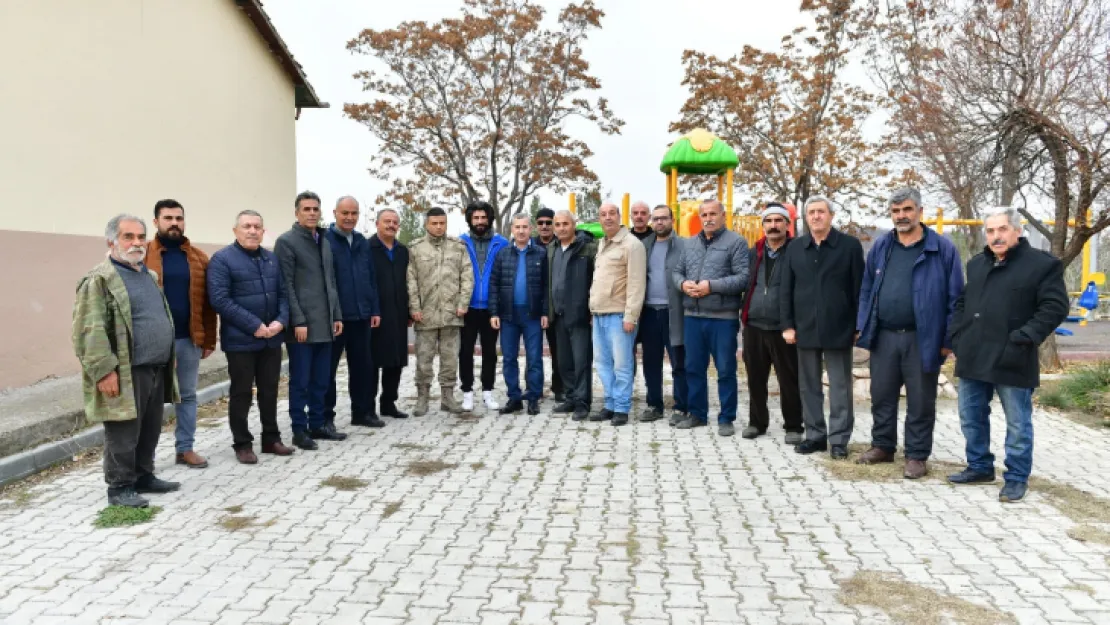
[{"x1": 2, "y1": 358, "x2": 1110, "y2": 624}]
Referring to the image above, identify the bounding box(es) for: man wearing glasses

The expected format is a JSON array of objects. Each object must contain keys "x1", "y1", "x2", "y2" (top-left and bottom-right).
[
  {"x1": 532, "y1": 207, "x2": 565, "y2": 403},
  {"x1": 641, "y1": 205, "x2": 688, "y2": 424}
]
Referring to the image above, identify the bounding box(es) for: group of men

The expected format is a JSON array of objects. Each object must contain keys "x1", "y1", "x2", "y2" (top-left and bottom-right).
[{"x1": 72, "y1": 187, "x2": 1067, "y2": 508}]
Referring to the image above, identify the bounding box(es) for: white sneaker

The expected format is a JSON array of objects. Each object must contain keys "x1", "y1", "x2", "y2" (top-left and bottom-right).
[
  {"x1": 461, "y1": 391, "x2": 474, "y2": 412},
  {"x1": 483, "y1": 391, "x2": 499, "y2": 410}
]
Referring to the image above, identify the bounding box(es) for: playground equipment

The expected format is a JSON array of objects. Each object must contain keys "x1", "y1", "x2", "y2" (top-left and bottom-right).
[{"x1": 660, "y1": 128, "x2": 739, "y2": 230}]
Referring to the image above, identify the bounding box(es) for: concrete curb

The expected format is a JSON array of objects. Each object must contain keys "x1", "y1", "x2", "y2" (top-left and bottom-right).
[{"x1": 0, "y1": 362, "x2": 286, "y2": 488}]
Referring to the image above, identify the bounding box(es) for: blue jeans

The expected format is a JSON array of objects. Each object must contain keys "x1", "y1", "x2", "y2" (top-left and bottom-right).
[
  {"x1": 172, "y1": 338, "x2": 202, "y2": 453},
  {"x1": 958, "y1": 378, "x2": 1035, "y2": 483},
  {"x1": 288, "y1": 342, "x2": 332, "y2": 433},
  {"x1": 500, "y1": 307, "x2": 544, "y2": 402},
  {"x1": 593, "y1": 313, "x2": 636, "y2": 413},
  {"x1": 640, "y1": 306, "x2": 687, "y2": 412},
  {"x1": 684, "y1": 317, "x2": 739, "y2": 425}
]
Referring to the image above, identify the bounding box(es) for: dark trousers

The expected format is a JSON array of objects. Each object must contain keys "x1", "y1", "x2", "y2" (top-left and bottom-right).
[
  {"x1": 743, "y1": 325, "x2": 803, "y2": 433},
  {"x1": 798, "y1": 347, "x2": 854, "y2": 445},
  {"x1": 555, "y1": 314, "x2": 592, "y2": 409},
  {"x1": 501, "y1": 307, "x2": 544, "y2": 402},
  {"x1": 370, "y1": 366, "x2": 404, "y2": 412},
  {"x1": 684, "y1": 317, "x2": 740, "y2": 424},
  {"x1": 226, "y1": 347, "x2": 283, "y2": 449},
  {"x1": 326, "y1": 320, "x2": 373, "y2": 422},
  {"x1": 870, "y1": 329, "x2": 939, "y2": 460},
  {"x1": 103, "y1": 364, "x2": 165, "y2": 489},
  {"x1": 288, "y1": 342, "x2": 331, "y2": 433},
  {"x1": 641, "y1": 306, "x2": 687, "y2": 412},
  {"x1": 546, "y1": 324, "x2": 564, "y2": 395},
  {"x1": 460, "y1": 308, "x2": 498, "y2": 392}
]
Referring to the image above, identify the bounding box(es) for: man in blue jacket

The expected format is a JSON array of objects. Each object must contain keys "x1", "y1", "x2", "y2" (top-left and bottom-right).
[
  {"x1": 459, "y1": 201, "x2": 508, "y2": 412},
  {"x1": 324, "y1": 197, "x2": 383, "y2": 428},
  {"x1": 856, "y1": 188, "x2": 964, "y2": 479},
  {"x1": 207, "y1": 210, "x2": 295, "y2": 464},
  {"x1": 489, "y1": 213, "x2": 548, "y2": 415}
]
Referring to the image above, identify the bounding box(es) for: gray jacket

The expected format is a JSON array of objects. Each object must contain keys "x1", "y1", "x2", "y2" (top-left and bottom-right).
[
  {"x1": 672, "y1": 228, "x2": 750, "y2": 319},
  {"x1": 274, "y1": 223, "x2": 343, "y2": 343},
  {"x1": 643, "y1": 234, "x2": 686, "y2": 346}
]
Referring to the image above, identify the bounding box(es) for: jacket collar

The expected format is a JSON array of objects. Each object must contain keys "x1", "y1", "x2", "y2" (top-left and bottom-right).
[
  {"x1": 328, "y1": 224, "x2": 363, "y2": 243},
  {"x1": 880, "y1": 224, "x2": 938, "y2": 252},
  {"x1": 292, "y1": 222, "x2": 325, "y2": 240},
  {"x1": 370, "y1": 234, "x2": 403, "y2": 250},
  {"x1": 755, "y1": 235, "x2": 792, "y2": 255},
  {"x1": 805, "y1": 227, "x2": 840, "y2": 248},
  {"x1": 148, "y1": 234, "x2": 193, "y2": 254},
  {"x1": 604, "y1": 226, "x2": 630, "y2": 245}
]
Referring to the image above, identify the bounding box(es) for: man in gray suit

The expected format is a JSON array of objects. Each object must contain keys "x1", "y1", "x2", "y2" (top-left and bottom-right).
[
  {"x1": 641, "y1": 205, "x2": 688, "y2": 425},
  {"x1": 274, "y1": 191, "x2": 346, "y2": 450}
]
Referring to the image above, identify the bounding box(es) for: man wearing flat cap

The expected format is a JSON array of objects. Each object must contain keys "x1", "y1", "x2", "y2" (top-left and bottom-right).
[
  {"x1": 533, "y1": 207, "x2": 565, "y2": 402},
  {"x1": 741, "y1": 203, "x2": 804, "y2": 444}
]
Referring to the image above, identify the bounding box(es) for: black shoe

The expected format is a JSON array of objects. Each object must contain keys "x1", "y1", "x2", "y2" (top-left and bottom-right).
[
  {"x1": 553, "y1": 401, "x2": 576, "y2": 414},
  {"x1": 527, "y1": 400, "x2": 540, "y2": 415},
  {"x1": 830, "y1": 445, "x2": 848, "y2": 460},
  {"x1": 499, "y1": 400, "x2": 524, "y2": 415},
  {"x1": 554, "y1": 392, "x2": 566, "y2": 403},
  {"x1": 310, "y1": 424, "x2": 348, "y2": 441},
  {"x1": 612, "y1": 412, "x2": 628, "y2": 426},
  {"x1": 107, "y1": 487, "x2": 149, "y2": 508},
  {"x1": 795, "y1": 439, "x2": 828, "y2": 455},
  {"x1": 381, "y1": 405, "x2": 409, "y2": 419},
  {"x1": 573, "y1": 407, "x2": 589, "y2": 421},
  {"x1": 293, "y1": 431, "x2": 318, "y2": 450},
  {"x1": 948, "y1": 468, "x2": 996, "y2": 484},
  {"x1": 352, "y1": 416, "x2": 386, "y2": 428},
  {"x1": 639, "y1": 406, "x2": 664, "y2": 423},
  {"x1": 674, "y1": 416, "x2": 708, "y2": 429},
  {"x1": 589, "y1": 408, "x2": 614, "y2": 422},
  {"x1": 134, "y1": 475, "x2": 180, "y2": 494}
]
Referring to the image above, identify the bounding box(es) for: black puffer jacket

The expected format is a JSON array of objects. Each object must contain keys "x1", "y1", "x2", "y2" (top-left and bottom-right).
[
  {"x1": 488, "y1": 241, "x2": 548, "y2": 322},
  {"x1": 950, "y1": 238, "x2": 1068, "y2": 388}
]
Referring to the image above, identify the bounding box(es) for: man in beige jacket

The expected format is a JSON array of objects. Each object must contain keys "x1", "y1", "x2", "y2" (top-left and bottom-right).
[{"x1": 588, "y1": 203, "x2": 647, "y2": 426}]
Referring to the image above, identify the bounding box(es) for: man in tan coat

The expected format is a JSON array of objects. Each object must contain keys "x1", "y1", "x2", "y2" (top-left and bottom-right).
[
  {"x1": 588, "y1": 202, "x2": 647, "y2": 427},
  {"x1": 73, "y1": 214, "x2": 181, "y2": 508},
  {"x1": 407, "y1": 207, "x2": 475, "y2": 416}
]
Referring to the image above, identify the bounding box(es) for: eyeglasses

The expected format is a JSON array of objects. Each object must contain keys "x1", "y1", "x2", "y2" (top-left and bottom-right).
[{"x1": 537, "y1": 220, "x2": 553, "y2": 225}]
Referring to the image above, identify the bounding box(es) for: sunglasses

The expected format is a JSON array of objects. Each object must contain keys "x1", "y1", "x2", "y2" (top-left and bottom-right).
[{"x1": 537, "y1": 220, "x2": 553, "y2": 225}]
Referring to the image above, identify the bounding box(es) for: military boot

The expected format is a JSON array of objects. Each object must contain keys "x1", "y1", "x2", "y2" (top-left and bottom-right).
[
  {"x1": 440, "y1": 386, "x2": 464, "y2": 414},
  {"x1": 413, "y1": 387, "x2": 430, "y2": 417}
]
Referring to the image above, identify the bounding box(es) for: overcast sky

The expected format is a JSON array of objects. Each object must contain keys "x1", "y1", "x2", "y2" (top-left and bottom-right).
[{"x1": 263, "y1": 0, "x2": 805, "y2": 232}]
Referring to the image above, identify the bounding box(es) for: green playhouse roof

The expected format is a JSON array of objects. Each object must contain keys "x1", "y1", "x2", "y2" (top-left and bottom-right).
[
  {"x1": 577, "y1": 222, "x2": 603, "y2": 238},
  {"x1": 659, "y1": 128, "x2": 739, "y2": 175}
]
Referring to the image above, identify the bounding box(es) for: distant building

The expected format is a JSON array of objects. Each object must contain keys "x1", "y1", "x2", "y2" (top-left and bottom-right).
[{"x1": 0, "y1": 0, "x2": 326, "y2": 390}]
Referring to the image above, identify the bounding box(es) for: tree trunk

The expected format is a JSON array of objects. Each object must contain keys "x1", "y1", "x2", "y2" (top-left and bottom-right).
[{"x1": 1039, "y1": 334, "x2": 1062, "y2": 372}]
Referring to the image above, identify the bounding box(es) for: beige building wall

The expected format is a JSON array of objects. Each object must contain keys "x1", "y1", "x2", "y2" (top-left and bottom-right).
[{"x1": 0, "y1": 0, "x2": 302, "y2": 390}]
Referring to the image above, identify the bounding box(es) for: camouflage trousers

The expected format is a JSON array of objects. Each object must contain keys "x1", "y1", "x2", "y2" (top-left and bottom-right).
[{"x1": 414, "y1": 327, "x2": 461, "y2": 389}]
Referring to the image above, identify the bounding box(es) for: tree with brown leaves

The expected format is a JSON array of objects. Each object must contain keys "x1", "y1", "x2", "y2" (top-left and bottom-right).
[
  {"x1": 345, "y1": 0, "x2": 623, "y2": 233},
  {"x1": 671, "y1": 0, "x2": 897, "y2": 220}
]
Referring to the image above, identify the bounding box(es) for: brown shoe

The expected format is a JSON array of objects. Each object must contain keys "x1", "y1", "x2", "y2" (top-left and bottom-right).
[
  {"x1": 175, "y1": 450, "x2": 209, "y2": 468},
  {"x1": 856, "y1": 447, "x2": 895, "y2": 465},
  {"x1": 235, "y1": 447, "x2": 258, "y2": 465},
  {"x1": 904, "y1": 459, "x2": 928, "y2": 480},
  {"x1": 261, "y1": 441, "x2": 295, "y2": 456}
]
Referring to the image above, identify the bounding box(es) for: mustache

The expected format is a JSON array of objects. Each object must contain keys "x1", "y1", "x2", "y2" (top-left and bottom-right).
[
  {"x1": 991, "y1": 238, "x2": 1006, "y2": 246},
  {"x1": 766, "y1": 228, "x2": 782, "y2": 234}
]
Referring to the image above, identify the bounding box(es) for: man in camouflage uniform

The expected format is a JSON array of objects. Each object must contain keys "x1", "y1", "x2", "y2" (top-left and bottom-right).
[
  {"x1": 73, "y1": 214, "x2": 181, "y2": 508},
  {"x1": 407, "y1": 207, "x2": 475, "y2": 415}
]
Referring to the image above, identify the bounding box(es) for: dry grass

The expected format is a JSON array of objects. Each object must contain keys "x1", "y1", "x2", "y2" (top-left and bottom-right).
[
  {"x1": 381, "y1": 501, "x2": 403, "y2": 519},
  {"x1": 1029, "y1": 477, "x2": 1110, "y2": 524},
  {"x1": 819, "y1": 443, "x2": 964, "y2": 483},
  {"x1": 404, "y1": 460, "x2": 457, "y2": 477},
  {"x1": 223, "y1": 505, "x2": 244, "y2": 514},
  {"x1": 219, "y1": 515, "x2": 260, "y2": 532},
  {"x1": 839, "y1": 570, "x2": 1015, "y2": 625},
  {"x1": 320, "y1": 475, "x2": 369, "y2": 491},
  {"x1": 391, "y1": 443, "x2": 431, "y2": 451},
  {"x1": 0, "y1": 448, "x2": 102, "y2": 509},
  {"x1": 470, "y1": 462, "x2": 485, "y2": 470},
  {"x1": 1066, "y1": 524, "x2": 1110, "y2": 546}
]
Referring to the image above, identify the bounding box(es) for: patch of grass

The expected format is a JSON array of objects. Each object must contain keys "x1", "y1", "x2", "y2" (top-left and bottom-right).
[
  {"x1": 391, "y1": 443, "x2": 431, "y2": 451},
  {"x1": 580, "y1": 465, "x2": 595, "y2": 472},
  {"x1": 604, "y1": 462, "x2": 618, "y2": 469},
  {"x1": 818, "y1": 443, "x2": 964, "y2": 483},
  {"x1": 839, "y1": 570, "x2": 1015, "y2": 625},
  {"x1": 381, "y1": 501, "x2": 403, "y2": 519},
  {"x1": 1066, "y1": 524, "x2": 1110, "y2": 546},
  {"x1": 1061, "y1": 583, "x2": 1096, "y2": 596},
  {"x1": 320, "y1": 475, "x2": 369, "y2": 491},
  {"x1": 649, "y1": 442, "x2": 661, "y2": 454},
  {"x1": 224, "y1": 505, "x2": 244, "y2": 514},
  {"x1": 1038, "y1": 362, "x2": 1110, "y2": 428},
  {"x1": 94, "y1": 506, "x2": 162, "y2": 529},
  {"x1": 1029, "y1": 477, "x2": 1110, "y2": 524},
  {"x1": 405, "y1": 460, "x2": 458, "y2": 477},
  {"x1": 458, "y1": 414, "x2": 481, "y2": 422},
  {"x1": 470, "y1": 462, "x2": 486, "y2": 470},
  {"x1": 219, "y1": 515, "x2": 265, "y2": 532}
]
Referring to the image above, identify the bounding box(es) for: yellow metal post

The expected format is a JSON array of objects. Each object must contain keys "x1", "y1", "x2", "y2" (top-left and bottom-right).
[
  {"x1": 717, "y1": 174, "x2": 724, "y2": 202},
  {"x1": 622, "y1": 193, "x2": 630, "y2": 227},
  {"x1": 726, "y1": 169, "x2": 734, "y2": 231},
  {"x1": 671, "y1": 168, "x2": 680, "y2": 232},
  {"x1": 569, "y1": 192, "x2": 577, "y2": 216},
  {"x1": 935, "y1": 207, "x2": 944, "y2": 235}
]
